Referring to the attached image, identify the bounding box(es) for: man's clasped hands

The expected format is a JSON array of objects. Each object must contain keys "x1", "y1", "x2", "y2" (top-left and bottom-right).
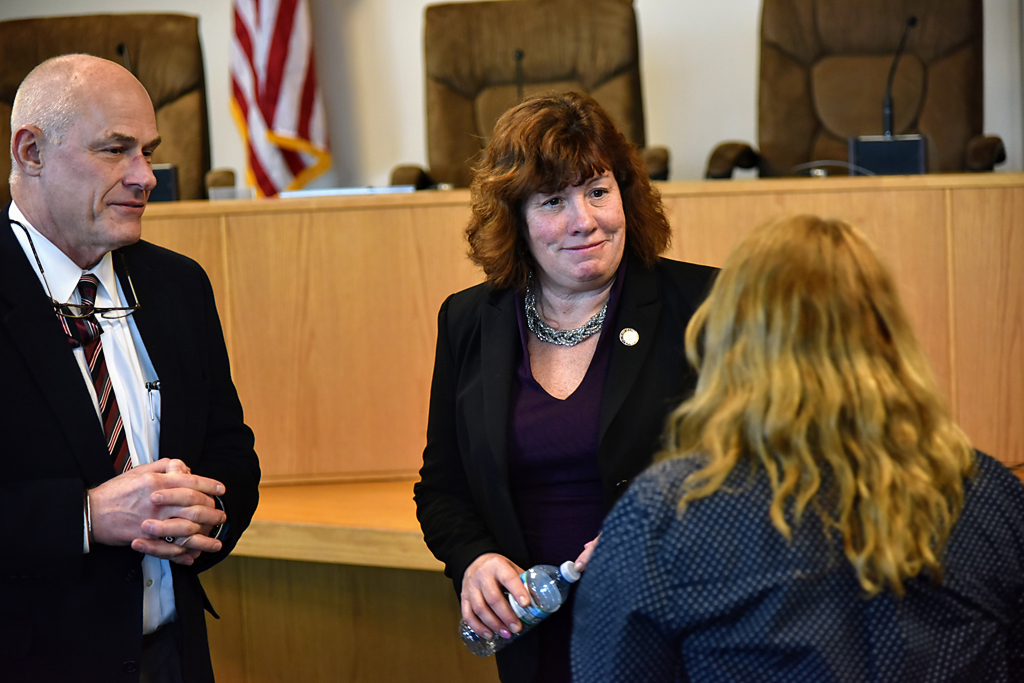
[{"x1": 87, "y1": 458, "x2": 227, "y2": 565}]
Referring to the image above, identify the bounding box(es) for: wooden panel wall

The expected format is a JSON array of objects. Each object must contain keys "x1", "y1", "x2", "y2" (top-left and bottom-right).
[
  {"x1": 145, "y1": 193, "x2": 479, "y2": 483},
  {"x1": 143, "y1": 176, "x2": 1024, "y2": 481},
  {"x1": 661, "y1": 183, "x2": 953, "y2": 400},
  {"x1": 222, "y1": 204, "x2": 479, "y2": 482},
  {"x1": 950, "y1": 187, "x2": 1024, "y2": 468}
]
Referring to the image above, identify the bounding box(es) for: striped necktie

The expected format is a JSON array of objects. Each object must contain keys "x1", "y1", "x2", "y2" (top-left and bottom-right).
[{"x1": 60, "y1": 275, "x2": 132, "y2": 474}]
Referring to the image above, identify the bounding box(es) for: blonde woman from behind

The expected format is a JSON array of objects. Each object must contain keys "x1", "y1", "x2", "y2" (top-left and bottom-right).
[{"x1": 572, "y1": 215, "x2": 1024, "y2": 683}]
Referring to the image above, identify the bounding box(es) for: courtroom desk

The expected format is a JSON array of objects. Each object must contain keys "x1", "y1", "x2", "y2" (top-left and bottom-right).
[
  {"x1": 202, "y1": 481, "x2": 500, "y2": 683},
  {"x1": 154, "y1": 175, "x2": 1023, "y2": 682},
  {"x1": 142, "y1": 175, "x2": 1024, "y2": 484}
]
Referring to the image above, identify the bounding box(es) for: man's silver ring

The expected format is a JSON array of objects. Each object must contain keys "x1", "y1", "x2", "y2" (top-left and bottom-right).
[{"x1": 164, "y1": 536, "x2": 176, "y2": 543}]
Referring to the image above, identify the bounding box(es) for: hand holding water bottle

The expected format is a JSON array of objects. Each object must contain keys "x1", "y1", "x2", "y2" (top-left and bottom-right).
[
  {"x1": 459, "y1": 535, "x2": 599, "y2": 644},
  {"x1": 460, "y1": 553, "x2": 531, "y2": 642},
  {"x1": 460, "y1": 558, "x2": 582, "y2": 656}
]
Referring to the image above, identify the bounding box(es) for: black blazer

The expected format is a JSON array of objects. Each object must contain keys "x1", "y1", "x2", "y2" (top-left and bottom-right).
[
  {"x1": 414, "y1": 254, "x2": 716, "y2": 682},
  {"x1": 0, "y1": 204, "x2": 261, "y2": 683}
]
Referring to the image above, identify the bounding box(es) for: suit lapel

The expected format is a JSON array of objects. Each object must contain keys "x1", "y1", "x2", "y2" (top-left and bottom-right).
[
  {"x1": 480, "y1": 287, "x2": 518, "y2": 483},
  {"x1": 1, "y1": 204, "x2": 113, "y2": 483},
  {"x1": 116, "y1": 244, "x2": 186, "y2": 462},
  {"x1": 599, "y1": 256, "x2": 661, "y2": 442},
  {"x1": 478, "y1": 286, "x2": 533, "y2": 565}
]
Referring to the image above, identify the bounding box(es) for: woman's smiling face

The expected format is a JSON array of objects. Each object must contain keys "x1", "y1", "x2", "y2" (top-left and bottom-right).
[{"x1": 523, "y1": 170, "x2": 626, "y2": 295}]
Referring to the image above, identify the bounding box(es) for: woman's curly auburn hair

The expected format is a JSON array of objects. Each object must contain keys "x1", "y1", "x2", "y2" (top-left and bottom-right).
[{"x1": 466, "y1": 92, "x2": 671, "y2": 290}]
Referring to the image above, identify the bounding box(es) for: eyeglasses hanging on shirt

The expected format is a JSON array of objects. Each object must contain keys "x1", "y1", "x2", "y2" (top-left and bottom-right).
[{"x1": 10, "y1": 219, "x2": 141, "y2": 319}]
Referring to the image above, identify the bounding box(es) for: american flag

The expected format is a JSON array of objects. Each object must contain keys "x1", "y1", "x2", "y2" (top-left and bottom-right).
[{"x1": 230, "y1": 0, "x2": 332, "y2": 197}]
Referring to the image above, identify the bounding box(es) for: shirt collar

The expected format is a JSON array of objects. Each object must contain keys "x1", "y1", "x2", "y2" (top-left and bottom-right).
[{"x1": 9, "y1": 201, "x2": 120, "y2": 307}]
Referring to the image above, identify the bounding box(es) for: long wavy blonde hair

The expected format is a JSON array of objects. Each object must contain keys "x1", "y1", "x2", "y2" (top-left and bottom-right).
[{"x1": 661, "y1": 215, "x2": 975, "y2": 595}]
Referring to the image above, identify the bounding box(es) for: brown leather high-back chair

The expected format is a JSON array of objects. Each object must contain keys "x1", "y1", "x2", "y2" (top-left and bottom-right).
[
  {"x1": 392, "y1": 0, "x2": 668, "y2": 189},
  {"x1": 0, "y1": 13, "x2": 211, "y2": 202},
  {"x1": 706, "y1": 0, "x2": 1005, "y2": 178}
]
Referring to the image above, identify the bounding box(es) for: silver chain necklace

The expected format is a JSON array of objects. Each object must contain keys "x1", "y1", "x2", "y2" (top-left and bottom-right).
[{"x1": 524, "y1": 273, "x2": 608, "y2": 347}]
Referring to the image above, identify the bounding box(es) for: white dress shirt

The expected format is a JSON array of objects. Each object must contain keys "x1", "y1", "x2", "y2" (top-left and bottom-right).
[{"x1": 9, "y1": 202, "x2": 176, "y2": 634}]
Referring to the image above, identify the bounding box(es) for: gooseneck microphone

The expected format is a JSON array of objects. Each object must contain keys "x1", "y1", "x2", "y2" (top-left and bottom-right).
[
  {"x1": 883, "y1": 16, "x2": 917, "y2": 138},
  {"x1": 514, "y1": 49, "x2": 525, "y2": 102},
  {"x1": 116, "y1": 42, "x2": 133, "y2": 74}
]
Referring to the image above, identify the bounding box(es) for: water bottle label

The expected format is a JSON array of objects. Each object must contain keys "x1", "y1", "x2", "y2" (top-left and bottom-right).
[
  {"x1": 507, "y1": 569, "x2": 552, "y2": 626},
  {"x1": 507, "y1": 593, "x2": 547, "y2": 625}
]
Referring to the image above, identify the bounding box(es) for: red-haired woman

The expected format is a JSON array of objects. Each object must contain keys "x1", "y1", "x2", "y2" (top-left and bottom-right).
[{"x1": 414, "y1": 92, "x2": 715, "y2": 683}]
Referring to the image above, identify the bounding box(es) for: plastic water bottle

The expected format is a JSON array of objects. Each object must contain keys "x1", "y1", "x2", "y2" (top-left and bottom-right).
[{"x1": 459, "y1": 560, "x2": 581, "y2": 657}]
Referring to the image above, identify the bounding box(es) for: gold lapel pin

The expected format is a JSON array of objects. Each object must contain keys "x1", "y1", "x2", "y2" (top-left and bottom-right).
[{"x1": 619, "y1": 328, "x2": 639, "y2": 346}]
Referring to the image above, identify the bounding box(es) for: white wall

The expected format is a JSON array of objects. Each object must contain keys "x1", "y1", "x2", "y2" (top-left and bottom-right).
[{"x1": 2, "y1": 0, "x2": 1020, "y2": 188}]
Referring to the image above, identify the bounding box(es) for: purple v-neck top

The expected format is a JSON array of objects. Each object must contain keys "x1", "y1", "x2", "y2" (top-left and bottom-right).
[{"x1": 506, "y1": 260, "x2": 627, "y2": 682}]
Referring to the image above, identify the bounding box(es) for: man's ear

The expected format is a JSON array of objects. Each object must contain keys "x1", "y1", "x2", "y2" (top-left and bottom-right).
[{"x1": 12, "y1": 126, "x2": 45, "y2": 177}]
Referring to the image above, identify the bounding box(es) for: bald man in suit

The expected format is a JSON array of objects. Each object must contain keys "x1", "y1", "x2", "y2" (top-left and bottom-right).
[{"x1": 1, "y1": 54, "x2": 260, "y2": 683}]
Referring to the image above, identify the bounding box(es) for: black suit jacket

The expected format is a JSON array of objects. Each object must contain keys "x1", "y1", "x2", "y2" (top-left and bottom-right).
[
  {"x1": 414, "y1": 254, "x2": 716, "y2": 682},
  {"x1": 0, "y1": 204, "x2": 260, "y2": 683}
]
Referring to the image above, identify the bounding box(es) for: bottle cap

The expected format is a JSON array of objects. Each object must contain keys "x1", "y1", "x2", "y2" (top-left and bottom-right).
[{"x1": 559, "y1": 560, "x2": 581, "y2": 583}]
